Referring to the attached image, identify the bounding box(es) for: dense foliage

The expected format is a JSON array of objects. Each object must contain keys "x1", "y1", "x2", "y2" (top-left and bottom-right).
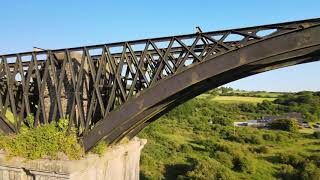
[
  {"x1": 139, "y1": 91, "x2": 320, "y2": 180},
  {"x1": 275, "y1": 91, "x2": 320, "y2": 122},
  {"x1": 211, "y1": 89, "x2": 320, "y2": 122},
  {"x1": 0, "y1": 118, "x2": 84, "y2": 160},
  {"x1": 233, "y1": 91, "x2": 320, "y2": 122},
  {"x1": 269, "y1": 119, "x2": 299, "y2": 132}
]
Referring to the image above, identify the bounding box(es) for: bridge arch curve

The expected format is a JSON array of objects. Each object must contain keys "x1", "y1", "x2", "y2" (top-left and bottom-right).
[{"x1": 83, "y1": 23, "x2": 320, "y2": 150}]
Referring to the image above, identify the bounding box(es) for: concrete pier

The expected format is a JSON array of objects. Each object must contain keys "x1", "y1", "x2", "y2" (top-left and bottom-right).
[{"x1": 0, "y1": 137, "x2": 147, "y2": 180}]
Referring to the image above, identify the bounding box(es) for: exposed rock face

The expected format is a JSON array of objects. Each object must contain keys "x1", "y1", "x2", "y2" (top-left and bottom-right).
[{"x1": 0, "y1": 137, "x2": 147, "y2": 180}]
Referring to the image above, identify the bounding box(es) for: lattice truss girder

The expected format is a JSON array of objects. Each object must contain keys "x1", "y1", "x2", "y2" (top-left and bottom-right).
[{"x1": 0, "y1": 19, "x2": 315, "y2": 134}]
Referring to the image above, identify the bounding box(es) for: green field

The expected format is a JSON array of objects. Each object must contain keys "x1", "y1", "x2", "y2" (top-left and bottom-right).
[
  {"x1": 197, "y1": 95, "x2": 276, "y2": 104},
  {"x1": 212, "y1": 96, "x2": 276, "y2": 104},
  {"x1": 230, "y1": 91, "x2": 284, "y2": 98},
  {"x1": 253, "y1": 92, "x2": 284, "y2": 98}
]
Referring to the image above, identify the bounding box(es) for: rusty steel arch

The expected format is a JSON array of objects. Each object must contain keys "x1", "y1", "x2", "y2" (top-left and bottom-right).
[{"x1": 0, "y1": 18, "x2": 320, "y2": 151}]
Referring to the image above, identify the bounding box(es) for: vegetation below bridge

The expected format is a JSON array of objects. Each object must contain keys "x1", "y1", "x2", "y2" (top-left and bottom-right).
[{"x1": 139, "y1": 89, "x2": 320, "y2": 180}]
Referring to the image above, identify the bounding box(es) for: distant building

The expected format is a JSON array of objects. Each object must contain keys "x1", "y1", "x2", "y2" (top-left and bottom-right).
[
  {"x1": 247, "y1": 120, "x2": 267, "y2": 127},
  {"x1": 233, "y1": 122, "x2": 248, "y2": 127},
  {"x1": 234, "y1": 120, "x2": 266, "y2": 127},
  {"x1": 234, "y1": 112, "x2": 304, "y2": 128},
  {"x1": 262, "y1": 112, "x2": 303, "y2": 124}
]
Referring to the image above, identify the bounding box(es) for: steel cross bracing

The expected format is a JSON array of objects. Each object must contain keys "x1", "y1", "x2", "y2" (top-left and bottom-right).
[{"x1": 0, "y1": 18, "x2": 320, "y2": 150}]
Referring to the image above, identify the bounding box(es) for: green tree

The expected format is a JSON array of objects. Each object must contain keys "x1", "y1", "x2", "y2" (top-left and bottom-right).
[
  {"x1": 185, "y1": 158, "x2": 236, "y2": 180},
  {"x1": 269, "y1": 119, "x2": 299, "y2": 132}
]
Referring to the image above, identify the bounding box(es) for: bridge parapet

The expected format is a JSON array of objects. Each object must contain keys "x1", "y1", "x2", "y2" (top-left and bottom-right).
[{"x1": 0, "y1": 137, "x2": 146, "y2": 180}]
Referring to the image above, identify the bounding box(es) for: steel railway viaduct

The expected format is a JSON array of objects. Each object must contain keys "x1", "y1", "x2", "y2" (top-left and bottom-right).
[{"x1": 0, "y1": 18, "x2": 319, "y2": 151}]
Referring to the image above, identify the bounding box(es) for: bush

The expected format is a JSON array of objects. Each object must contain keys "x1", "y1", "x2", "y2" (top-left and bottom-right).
[
  {"x1": 212, "y1": 142, "x2": 241, "y2": 156},
  {"x1": 300, "y1": 162, "x2": 320, "y2": 180},
  {"x1": 91, "y1": 140, "x2": 107, "y2": 156},
  {"x1": 257, "y1": 146, "x2": 269, "y2": 153},
  {"x1": 278, "y1": 164, "x2": 298, "y2": 180},
  {"x1": 245, "y1": 134, "x2": 263, "y2": 144},
  {"x1": 313, "y1": 131, "x2": 320, "y2": 139},
  {"x1": 232, "y1": 134, "x2": 264, "y2": 145},
  {"x1": 0, "y1": 118, "x2": 84, "y2": 160},
  {"x1": 308, "y1": 154, "x2": 320, "y2": 167},
  {"x1": 278, "y1": 153, "x2": 304, "y2": 168},
  {"x1": 185, "y1": 158, "x2": 236, "y2": 180},
  {"x1": 249, "y1": 145, "x2": 269, "y2": 154},
  {"x1": 225, "y1": 132, "x2": 263, "y2": 145},
  {"x1": 276, "y1": 133, "x2": 289, "y2": 142},
  {"x1": 224, "y1": 134, "x2": 243, "y2": 143},
  {"x1": 179, "y1": 144, "x2": 193, "y2": 153},
  {"x1": 239, "y1": 103, "x2": 257, "y2": 113},
  {"x1": 262, "y1": 133, "x2": 276, "y2": 141},
  {"x1": 213, "y1": 151, "x2": 234, "y2": 168},
  {"x1": 232, "y1": 155, "x2": 256, "y2": 173},
  {"x1": 269, "y1": 119, "x2": 299, "y2": 132}
]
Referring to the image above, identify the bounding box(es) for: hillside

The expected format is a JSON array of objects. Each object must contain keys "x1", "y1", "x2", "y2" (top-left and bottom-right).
[{"x1": 138, "y1": 90, "x2": 320, "y2": 180}]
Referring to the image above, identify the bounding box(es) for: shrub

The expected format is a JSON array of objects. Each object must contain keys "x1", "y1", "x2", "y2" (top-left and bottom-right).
[
  {"x1": 245, "y1": 134, "x2": 263, "y2": 144},
  {"x1": 278, "y1": 164, "x2": 298, "y2": 180},
  {"x1": 232, "y1": 155, "x2": 256, "y2": 173},
  {"x1": 313, "y1": 131, "x2": 320, "y2": 139},
  {"x1": 278, "y1": 153, "x2": 304, "y2": 168},
  {"x1": 0, "y1": 118, "x2": 84, "y2": 160},
  {"x1": 91, "y1": 140, "x2": 107, "y2": 156},
  {"x1": 212, "y1": 142, "x2": 241, "y2": 156},
  {"x1": 300, "y1": 162, "x2": 320, "y2": 180},
  {"x1": 308, "y1": 154, "x2": 320, "y2": 167},
  {"x1": 225, "y1": 133, "x2": 263, "y2": 145},
  {"x1": 185, "y1": 158, "x2": 236, "y2": 180},
  {"x1": 249, "y1": 145, "x2": 269, "y2": 154},
  {"x1": 225, "y1": 134, "x2": 243, "y2": 143},
  {"x1": 269, "y1": 119, "x2": 299, "y2": 132},
  {"x1": 197, "y1": 138, "x2": 216, "y2": 152},
  {"x1": 276, "y1": 133, "x2": 289, "y2": 142},
  {"x1": 213, "y1": 151, "x2": 234, "y2": 168},
  {"x1": 262, "y1": 133, "x2": 276, "y2": 141},
  {"x1": 239, "y1": 103, "x2": 256, "y2": 113},
  {"x1": 25, "y1": 114, "x2": 35, "y2": 128},
  {"x1": 179, "y1": 144, "x2": 193, "y2": 153}
]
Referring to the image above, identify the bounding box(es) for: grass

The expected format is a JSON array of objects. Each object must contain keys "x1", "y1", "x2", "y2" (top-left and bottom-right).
[
  {"x1": 139, "y1": 92, "x2": 320, "y2": 180},
  {"x1": 139, "y1": 116, "x2": 320, "y2": 179},
  {"x1": 231, "y1": 91, "x2": 284, "y2": 98},
  {"x1": 253, "y1": 92, "x2": 283, "y2": 98},
  {"x1": 211, "y1": 96, "x2": 276, "y2": 104},
  {"x1": 299, "y1": 128, "x2": 315, "y2": 134},
  {"x1": 140, "y1": 118, "x2": 320, "y2": 179},
  {"x1": 5, "y1": 110, "x2": 15, "y2": 124}
]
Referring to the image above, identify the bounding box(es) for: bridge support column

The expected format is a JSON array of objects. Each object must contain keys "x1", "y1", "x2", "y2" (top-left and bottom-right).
[{"x1": 0, "y1": 137, "x2": 147, "y2": 180}]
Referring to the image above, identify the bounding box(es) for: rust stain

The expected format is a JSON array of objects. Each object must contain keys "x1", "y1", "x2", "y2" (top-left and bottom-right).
[
  {"x1": 191, "y1": 71, "x2": 200, "y2": 83},
  {"x1": 239, "y1": 53, "x2": 247, "y2": 65}
]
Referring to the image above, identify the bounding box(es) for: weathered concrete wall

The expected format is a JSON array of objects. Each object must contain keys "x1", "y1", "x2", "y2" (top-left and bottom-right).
[{"x1": 0, "y1": 137, "x2": 147, "y2": 180}]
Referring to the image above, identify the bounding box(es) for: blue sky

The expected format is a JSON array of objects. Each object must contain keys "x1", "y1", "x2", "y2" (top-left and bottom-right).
[{"x1": 0, "y1": 0, "x2": 319, "y2": 92}]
